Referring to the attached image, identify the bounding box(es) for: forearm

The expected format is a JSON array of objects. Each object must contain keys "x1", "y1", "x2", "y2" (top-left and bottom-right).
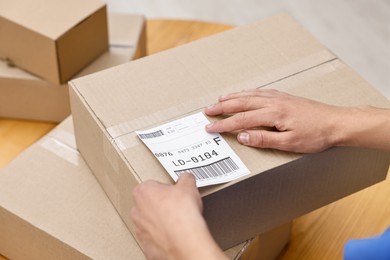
[{"x1": 333, "y1": 106, "x2": 390, "y2": 151}]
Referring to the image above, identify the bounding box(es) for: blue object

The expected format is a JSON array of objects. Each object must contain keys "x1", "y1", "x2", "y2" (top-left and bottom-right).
[{"x1": 344, "y1": 226, "x2": 390, "y2": 260}]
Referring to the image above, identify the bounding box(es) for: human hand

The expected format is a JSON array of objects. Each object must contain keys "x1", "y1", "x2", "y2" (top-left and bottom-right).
[
  {"x1": 131, "y1": 173, "x2": 227, "y2": 260},
  {"x1": 205, "y1": 89, "x2": 346, "y2": 153}
]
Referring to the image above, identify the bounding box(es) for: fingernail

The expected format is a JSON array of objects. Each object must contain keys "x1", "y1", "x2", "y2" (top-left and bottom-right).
[
  {"x1": 205, "y1": 123, "x2": 214, "y2": 129},
  {"x1": 238, "y1": 132, "x2": 249, "y2": 144},
  {"x1": 206, "y1": 104, "x2": 215, "y2": 110},
  {"x1": 219, "y1": 95, "x2": 228, "y2": 101}
]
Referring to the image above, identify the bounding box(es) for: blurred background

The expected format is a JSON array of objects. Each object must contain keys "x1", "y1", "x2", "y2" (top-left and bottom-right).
[{"x1": 105, "y1": 0, "x2": 390, "y2": 99}]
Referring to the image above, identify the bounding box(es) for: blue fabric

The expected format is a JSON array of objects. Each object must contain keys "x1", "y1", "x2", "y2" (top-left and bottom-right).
[{"x1": 344, "y1": 227, "x2": 390, "y2": 260}]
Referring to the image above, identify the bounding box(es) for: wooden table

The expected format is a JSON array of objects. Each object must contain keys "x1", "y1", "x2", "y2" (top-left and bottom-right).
[{"x1": 1, "y1": 19, "x2": 389, "y2": 260}]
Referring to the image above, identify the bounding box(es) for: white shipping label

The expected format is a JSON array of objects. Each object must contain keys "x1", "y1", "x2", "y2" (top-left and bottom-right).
[{"x1": 136, "y1": 112, "x2": 249, "y2": 187}]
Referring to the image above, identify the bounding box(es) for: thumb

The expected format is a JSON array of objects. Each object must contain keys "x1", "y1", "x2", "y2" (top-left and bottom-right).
[
  {"x1": 237, "y1": 130, "x2": 284, "y2": 149},
  {"x1": 177, "y1": 172, "x2": 197, "y2": 189},
  {"x1": 177, "y1": 172, "x2": 203, "y2": 212}
]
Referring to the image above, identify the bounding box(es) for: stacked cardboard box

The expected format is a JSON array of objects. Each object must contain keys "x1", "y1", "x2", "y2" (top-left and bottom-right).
[
  {"x1": 0, "y1": 0, "x2": 108, "y2": 84},
  {"x1": 69, "y1": 13, "x2": 390, "y2": 250},
  {"x1": 0, "y1": 116, "x2": 291, "y2": 259},
  {"x1": 0, "y1": 13, "x2": 146, "y2": 122},
  {"x1": 0, "y1": 4, "x2": 292, "y2": 257}
]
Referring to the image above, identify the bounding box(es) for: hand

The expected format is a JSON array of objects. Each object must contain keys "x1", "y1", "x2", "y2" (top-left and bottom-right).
[
  {"x1": 131, "y1": 173, "x2": 227, "y2": 260},
  {"x1": 205, "y1": 89, "x2": 347, "y2": 153}
]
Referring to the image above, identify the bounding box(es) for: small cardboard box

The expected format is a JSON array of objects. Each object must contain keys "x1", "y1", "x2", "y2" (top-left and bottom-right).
[
  {"x1": 0, "y1": 13, "x2": 146, "y2": 122},
  {"x1": 69, "y1": 14, "x2": 390, "y2": 249},
  {"x1": 0, "y1": 0, "x2": 108, "y2": 84},
  {"x1": 0, "y1": 117, "x2": 289, "y2": 260}
]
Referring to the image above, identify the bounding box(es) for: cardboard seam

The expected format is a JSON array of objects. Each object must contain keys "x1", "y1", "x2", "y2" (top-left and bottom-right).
[
  {"x1": 112, "y1": 57, "x2": 338, "y2": 184},
  {"x1": 256, "y1": 57, "x2": 338, "y2": 90},
  {"x1": 110, "y1": 44, "x2": 135, "y2": 48},
  {"x1": 72, "y1": 55, "x2": 338, "y2": 184},
  {"x1": 109, "y1": 56, "x2": 339, "y2": 142},
  {"x1": 71, "y1": 83, "x2": 143, "y2": 183}
]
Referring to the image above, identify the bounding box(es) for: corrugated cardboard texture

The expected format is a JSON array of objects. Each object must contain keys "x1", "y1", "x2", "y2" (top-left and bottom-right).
[
  {"x1": 0, "y1": 0, "x2": 108, "y2": 84},
  {"x1": 0, "y1": 13, "x2": 146, "y2": 122},
  {"x1": 69, "y1": 13, "x2": 390, "y2": 249},
  {"x1": 0, "y1": 117, "x2": 287, "y2": 259}
]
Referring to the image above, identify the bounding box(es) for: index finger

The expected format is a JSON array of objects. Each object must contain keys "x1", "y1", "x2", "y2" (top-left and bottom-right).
[
  {"x1": 205, "y1": 95, "x2": 266, "y2": 116},
  {"x1": 177, "y1": 172, "x2": 197, "y2": 189},
  {"x1": 206, "y1": 109, "x2": 276, "y2": 133}
]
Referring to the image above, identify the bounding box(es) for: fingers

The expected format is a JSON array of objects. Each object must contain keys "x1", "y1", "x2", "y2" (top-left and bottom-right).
[
  {"x1": 219, "y1": 89, "x2": 281, "y2": 102},
  {"x1": 132, "y1": 180, "x2": 154, "y2": 203},
  {"x1": 205, "y1": 89, "x2": 285, "y2": 118},
  {"x1": 237, "y1": 130, "x2": 282, "y2": 148},
  {"x1": 205, "y1": 91, "x2": 275, "y2": 116},
  {"x1": 206, "y1": 109, "x2": 276, "y2": 133},
  {"x1": 205, "y1": 95, "x2": 264, "y2": 116},
  {"x1": 237, "y1": 130, "x2": 302, "y2": 152},
  {"x1": 177, "y1": 173, "x2": 203, "y2": 211},
  {"x1": 177, "y1": 172, "x2": 197, "y2": 188}
]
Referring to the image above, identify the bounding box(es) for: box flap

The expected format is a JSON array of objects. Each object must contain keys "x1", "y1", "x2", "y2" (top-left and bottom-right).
[{"x1": 0, "y1": 0, "x2": 106, "y2": 39}]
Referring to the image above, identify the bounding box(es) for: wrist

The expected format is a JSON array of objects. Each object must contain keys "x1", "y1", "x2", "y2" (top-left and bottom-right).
[
  {"x1": 331, "y1": 106, "x2": 390, "y2": 150},
  {"x1": 328, "y1": 106, "x2": 357, "y2": 147}
]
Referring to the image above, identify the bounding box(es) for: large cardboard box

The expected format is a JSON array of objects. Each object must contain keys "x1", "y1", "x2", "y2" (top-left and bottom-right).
[
  {"x1": 0, "y1": 0, "x2": 108, "y2": 84},
  {"x1": 69, "y1": 14, "x2": 390, "y2": 249},
  {"x1": 0, "y1": 117, "x2": 289, "y2": 260},
  {"x1": 0, "y1": 13, "x2": 146, "y2": 122}
]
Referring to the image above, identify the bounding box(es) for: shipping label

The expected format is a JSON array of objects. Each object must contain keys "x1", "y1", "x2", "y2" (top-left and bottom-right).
[{"x1": 136, "y1": 112, "x2": 249, "y2": 187}]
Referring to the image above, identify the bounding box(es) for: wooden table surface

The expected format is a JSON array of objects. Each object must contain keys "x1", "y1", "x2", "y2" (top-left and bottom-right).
[{"x1": 1, "y1": 19, "x2": 389, "y2": 260}]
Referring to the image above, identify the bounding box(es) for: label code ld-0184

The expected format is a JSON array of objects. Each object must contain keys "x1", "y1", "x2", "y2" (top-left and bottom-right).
[{"x1": 174, "y1": 157, "x2": 239, "y2": 180}]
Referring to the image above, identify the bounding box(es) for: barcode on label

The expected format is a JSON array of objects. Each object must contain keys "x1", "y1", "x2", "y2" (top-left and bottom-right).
[
  {"x1": 174, "y1": 157, "x2": 239, "y2": 180},
  {"x1": 139, "y1": 130, "x2": 164, "y2": 139}
]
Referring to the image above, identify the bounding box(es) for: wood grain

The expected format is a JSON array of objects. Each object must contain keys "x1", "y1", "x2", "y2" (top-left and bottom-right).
[
  {"x1": 147, "y1": 19, "x2": 232, "y2": 55},
  {"x1": 277, "y1": 167, "x2": 390, "y2": 260},
  {"x1": 0, "y1": 119, "x2": 56, "y2": 168},
  {"x1": 1, "y1": 19, "x2": 389, "y2": 260}
]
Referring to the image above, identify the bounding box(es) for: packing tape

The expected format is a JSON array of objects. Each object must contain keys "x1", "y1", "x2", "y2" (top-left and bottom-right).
[
  {"x1": 110, "y1": 44, "x2": 135, "y2": 48},
  {"x1": 48, "y1": 128, "x2": 77, "y2": 150},
  {"x1": 262, "y1": 58, "x2": 340, "y2": 91},
  {"x1": 106, "y1": 50, "x2": 338, "y2": 148},
  {"x1": 233, "y1": 237, "x2": 255, "y2": 260},
  {"x1": 103, "y1": 173, "x2": 121, "y2": 212},
  {"x1": 114, "y1": 132, "x2": 139, "y2": 151},
  {"x1": 106, "y1": 75, "x2": 272, "y2": 139},
  {"x1": 103, "y1": 135, "x2": 120, "y2": 174},
  {"x1": 40, "y1": 137, "x2": 80, "y2": 166}
]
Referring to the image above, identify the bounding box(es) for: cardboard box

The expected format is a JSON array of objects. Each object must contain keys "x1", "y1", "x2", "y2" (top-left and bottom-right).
[
  {"x1": 69, "y1": 13, "x2": 390, "y2": 249},
  {"x1": 241, "y1": 222, "x2": 291, "y2": 260},
  {"x1": 0, "y1": 0, "x2": 108, "y2": 84},
  {"x1": 0, "y1": 117, "x2": 289, "y2": 260},
  {"x1": 0, "y1": 13, "x2": 146, "y2": 122}
]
